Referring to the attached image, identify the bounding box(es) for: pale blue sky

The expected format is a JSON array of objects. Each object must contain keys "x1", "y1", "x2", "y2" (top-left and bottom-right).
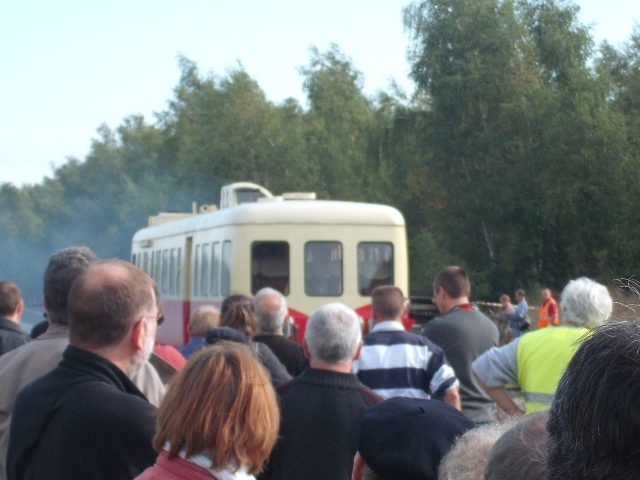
[{"x1": 1, "y1": 0, "x2": 637, "y2": 187}]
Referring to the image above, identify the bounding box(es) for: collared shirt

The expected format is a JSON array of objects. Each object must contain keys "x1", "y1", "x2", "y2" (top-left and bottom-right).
[{"x1": 354, "y1": 320, "x2": 458, "y2": 399}]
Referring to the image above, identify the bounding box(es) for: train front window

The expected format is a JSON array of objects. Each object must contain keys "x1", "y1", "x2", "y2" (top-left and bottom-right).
[
  {"x1": 251, "y1": 242, "x2": 290, "y2": 295},
  {"x1": 305, "y1": 242, "x2": 343, "y2": 296},
  {"x1": 358, "y1": 243, "x2": 394, "y2": 295}
]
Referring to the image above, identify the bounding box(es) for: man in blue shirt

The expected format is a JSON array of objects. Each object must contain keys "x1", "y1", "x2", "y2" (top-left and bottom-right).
[{"x1": 507, "y1": 289, "x2": 529, "y2": 338}]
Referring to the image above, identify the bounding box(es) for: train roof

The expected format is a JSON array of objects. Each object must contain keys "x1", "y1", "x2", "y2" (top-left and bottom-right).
[{"x1": 132, "y1": 200, "x2": 405, "y2": 243}]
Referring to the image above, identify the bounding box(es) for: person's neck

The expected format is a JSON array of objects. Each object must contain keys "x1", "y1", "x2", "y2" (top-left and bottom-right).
[
  {"x1": 72, "y1": 341, "x2": 131, "y2": 375},
  {"x1": 2, "y1": 313, "x2": 21, "y2": 325},
  {"x1": 441, "y1": 297, "x2": 469, "y2": 315},
  {"x1": 374, "y1": 317, "x2": 401, "y2": 325},
  {"x1": 309, "y1": 359, "x2": 353, "y2": 374}
]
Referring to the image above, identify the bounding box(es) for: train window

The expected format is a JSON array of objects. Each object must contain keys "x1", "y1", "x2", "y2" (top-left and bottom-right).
[
  {"x1": 162, "y1": 250, "x2": 170, "y2": 294},
  {"x1": 155, "y1": 250, "x2": 162, "y2": 283},
  {"x1": 358, "y1": 243, "x2": 394, "y2": 296},
  {"x1": 176, "y1": 248, "x2": 182, "y2": 295},
  {"x1": 211, "y1": 243, "x2": 220, "y2": 296},
  {"x1": 143, "y1": 252, "x2": 149, "y2": 274},
  {"x1": 194, "y1": 245, "x2": 201, "y2": 296},
  {"x1": 251, "y1": 242, "x2": 290, "y2": 295},
  {"x1": 221, "y1": 241, "x2": 232, "y2": 296},
  {"x1": 131, "y1": 253, "x2": 137, "y2": 266},
  {"x1": 169, "y1": 248, "x2": 177, "y2": 295},
  {"x1": 305, "y1": 242, "x2": 343, "y2": 296},
  {"x1": 201, "y1": 243, "x2": 210, "y2": 296}
]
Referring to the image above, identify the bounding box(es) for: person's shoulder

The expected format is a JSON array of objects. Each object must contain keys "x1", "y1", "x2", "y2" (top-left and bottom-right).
[{"x1": 65, "y1": 378, "x2": 156, "y2": 428}]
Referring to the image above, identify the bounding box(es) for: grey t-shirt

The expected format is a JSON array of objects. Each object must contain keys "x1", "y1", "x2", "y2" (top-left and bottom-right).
[{"x1": 421, "y1": 304, "x2": 499, "y2": 423}]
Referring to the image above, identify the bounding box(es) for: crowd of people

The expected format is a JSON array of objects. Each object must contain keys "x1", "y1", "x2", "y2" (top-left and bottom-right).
[{"x1": 0, "y1": 246, "x2": 637, "y2": 479}]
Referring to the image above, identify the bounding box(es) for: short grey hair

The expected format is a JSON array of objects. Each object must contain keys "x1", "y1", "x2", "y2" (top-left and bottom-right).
[
  {"x1": 560, "y1": 277, "x2": 612, "y2": 328},
  {"x1": 253, "y1": 287, "x2": 288, "y2": 333},
  {"x1": 44, "y1": 246, "x2": 99, "y2": 325},
  {"x1": 305, "y1": 303, "x2": 362, "y2": 365},
  {"x1": 439, "y1": 421, "x2": 515, "y2": 480}
]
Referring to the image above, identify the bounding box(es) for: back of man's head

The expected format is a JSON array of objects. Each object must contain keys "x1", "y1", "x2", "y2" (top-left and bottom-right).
[
  {"x1": 547, "y1": 321, "x2": 640, "y2": 479},
  {"x1": 44, "y1": 246, "x2": 98, "y2": 325},
  {"x1": 559, "y1": 277, "x2": 612, "y2": 327},
  {"x1": 0, "y1": 281, "x2": 22, "y2": 318},
  {"x1": 484, "y1": 411, "x2": 549, "y2": 480},
  {"x1": 253, "y1": 287, "x2": 288, "y2": 333},
  {"x1": 68, "y1": 259, "x2": 154, "y2": 349},
  {"x1": 371, "y1": 285, "x2": 405, "y2": 321},
  {"x1": 305, "y1": 303, "x2": 361, "y2": 365},
  {"x1": 433, "y1": 267, "x2": 470, "y2": 299}
]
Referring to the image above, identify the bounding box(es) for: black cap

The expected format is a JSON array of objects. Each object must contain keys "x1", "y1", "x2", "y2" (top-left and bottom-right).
[{"x1": 359, "y1": 397, "x2": 474, "y2": 480}]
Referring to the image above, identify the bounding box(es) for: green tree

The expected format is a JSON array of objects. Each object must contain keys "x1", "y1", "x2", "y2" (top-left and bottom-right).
[{"x1": 299, "y1": 44, "x2": 376, "y2": 199}]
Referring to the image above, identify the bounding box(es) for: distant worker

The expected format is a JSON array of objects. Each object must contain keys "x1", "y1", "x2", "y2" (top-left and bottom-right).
[
  {"x1": 353, "y1": 285, "x2": 460, "y2": 409},
  {"x1": 506, "y1": 289, "x2": 529, "y2": 337},
  {"x1": 7, "y1": 259, "x2": 158, "y2": 480},
  {"x1": 538, "y1": 287, "x2": 559, "y2": 328},
  {"x1": 472, "y1": 277, "x2": 612, "y2": 416},
  {"x1": 421, "y1": 267, "x2": 499, "y2": 424},
  {"x1": 178, "y1": 305, "x2": 220, "y2": 359},
  {"x1": 0, "y1": 281, "x2": 30, "y2": 355},
  {"x1": 253, "y1": 287, "x2": 308, "y2": 377},
  {"x1": 261, "y1": 303, "x2": 383, "y2": 480}
]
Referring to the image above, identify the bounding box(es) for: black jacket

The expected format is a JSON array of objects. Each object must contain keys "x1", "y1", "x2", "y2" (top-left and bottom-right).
[
  {"x1": 0, "y1": 318, "x2": 30, "y2": 356},
  {"x1": 7, "y1": 345, "x2": 157, "y2": 480}
]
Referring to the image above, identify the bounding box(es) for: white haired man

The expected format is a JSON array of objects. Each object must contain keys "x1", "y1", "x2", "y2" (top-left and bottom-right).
[
  {"x1": 260, "y1": 303, "x2": 383, "y2": 480},
  {"x1": 472, "y1": 277, "x2": 612, "y2": 416},
  {"x1": 253, "y1": 287, "x2": 307, "y2": 377}
]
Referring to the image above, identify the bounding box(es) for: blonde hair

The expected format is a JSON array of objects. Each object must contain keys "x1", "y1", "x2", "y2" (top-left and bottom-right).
[
  {"x1": 154, "y1": 342, "x2": 280, "y2": 474},
  {"x1": 189, "y1": 306, "x2": 220, "y2": 337}
]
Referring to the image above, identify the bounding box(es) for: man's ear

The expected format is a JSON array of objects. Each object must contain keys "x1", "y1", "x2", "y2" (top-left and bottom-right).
[
  {"x1": 131, "y1": 318, "x2": 145, "y2": 351},
  {"x1": 353, "y1": 340, "x2": 363, "y2": 361},
  {"x1": 15, "y1": 299, "x2": 24, "y2": 317},
  {"x1": 302, "y1": 338, "x2": 311, "y2": 360}
]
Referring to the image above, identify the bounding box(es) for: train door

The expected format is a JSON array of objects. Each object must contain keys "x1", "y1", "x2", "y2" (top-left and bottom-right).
[{"x1": 182, "y1": 236, "x2": 193, "y2": 345}]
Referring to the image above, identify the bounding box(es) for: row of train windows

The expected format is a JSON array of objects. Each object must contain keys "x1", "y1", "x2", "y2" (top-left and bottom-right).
[
  {"x1": 137, "y1": 248, "x2": 184, "y2": 296},
  {"x1": 135, "y1": 241, "x2": 393, "y2": 298},
  {"x1": 248, "y1": 241, "x2": 393, "y2": 297}
]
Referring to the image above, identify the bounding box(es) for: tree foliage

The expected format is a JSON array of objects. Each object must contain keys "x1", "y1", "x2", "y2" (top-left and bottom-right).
[{"x1": 2, "y1": 11, "x2": 640, "y2": 305}]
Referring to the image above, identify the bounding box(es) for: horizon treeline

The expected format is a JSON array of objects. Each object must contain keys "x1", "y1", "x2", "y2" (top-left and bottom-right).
[{"x1": 2, "y1": 0, "x2": 639, "y2": 304}]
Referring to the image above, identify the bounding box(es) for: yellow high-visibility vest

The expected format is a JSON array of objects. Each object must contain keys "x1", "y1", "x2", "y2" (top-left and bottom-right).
[{"x1": 517, "y1": 326, "x2": 589, "y2": 414}]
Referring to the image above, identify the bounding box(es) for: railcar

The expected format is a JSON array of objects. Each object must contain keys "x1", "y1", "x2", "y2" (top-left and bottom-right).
[{"x1": 131, "y1": 183, "x2": 408, "y2": 347}]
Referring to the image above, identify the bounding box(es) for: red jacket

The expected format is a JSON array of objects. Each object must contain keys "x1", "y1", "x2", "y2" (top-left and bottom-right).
[{"x1": 135, "y1": 451, "x2": 220, "y2": 480}]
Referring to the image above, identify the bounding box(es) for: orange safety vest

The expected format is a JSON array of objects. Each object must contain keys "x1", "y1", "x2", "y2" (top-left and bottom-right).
[{"x1": 538, "y1": 298, "x2": 559, "y2": 328}]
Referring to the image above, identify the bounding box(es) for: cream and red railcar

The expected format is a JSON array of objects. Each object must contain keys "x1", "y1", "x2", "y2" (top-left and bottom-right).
[{"x1": 131, "y1": 183, "x2": 408, "y2": 347}]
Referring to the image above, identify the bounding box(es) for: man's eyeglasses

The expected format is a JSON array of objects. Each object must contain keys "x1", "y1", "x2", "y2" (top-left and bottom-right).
[{"x1": 145, "y1": 314, "x2": 165, "y2": 326}]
